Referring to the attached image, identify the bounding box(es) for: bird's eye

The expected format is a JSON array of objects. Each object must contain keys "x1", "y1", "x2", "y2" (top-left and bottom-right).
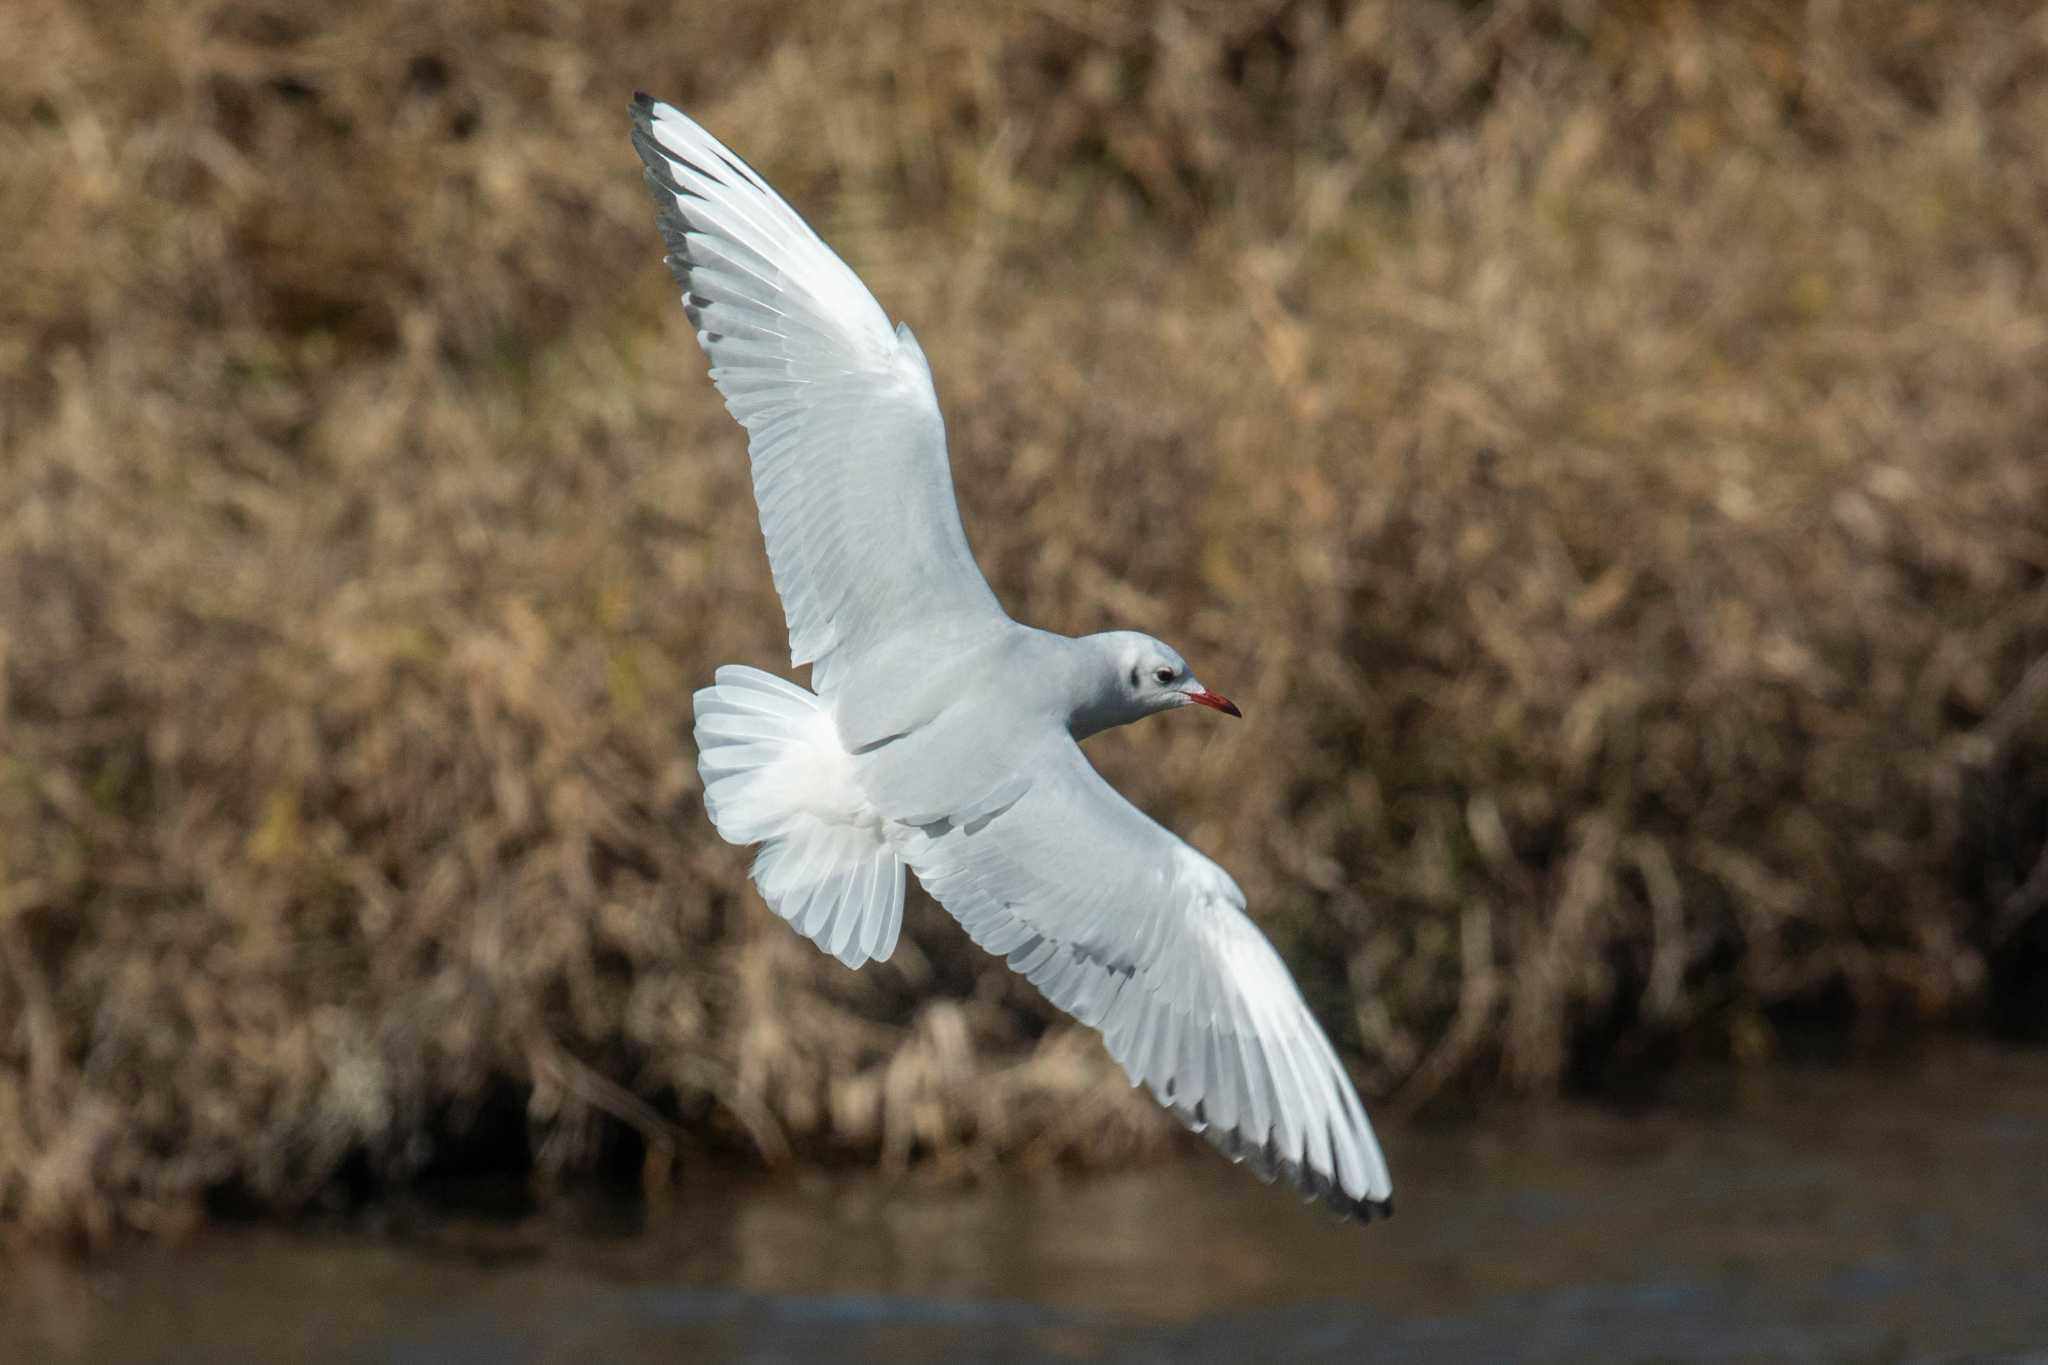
[{"x1": 1153, "y1": 666, "x2": 1176, "y2": 685}]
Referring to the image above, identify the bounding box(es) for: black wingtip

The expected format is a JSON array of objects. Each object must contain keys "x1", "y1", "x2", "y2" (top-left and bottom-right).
[
  {"x1": 629, "y1": 91, "x2": 663, "y2": 137},
  {"x1": 1188, "y1": 1108, "x2": 1394, "y2": 1227},
  {"x1": 1317, "y1": 1183, "x2": 1394, "y2": 1226}
]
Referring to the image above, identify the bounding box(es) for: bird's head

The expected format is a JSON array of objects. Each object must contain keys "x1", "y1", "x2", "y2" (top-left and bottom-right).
[{"x1": 1070, "y1": 631, "x2": 1240, "y2": 738}]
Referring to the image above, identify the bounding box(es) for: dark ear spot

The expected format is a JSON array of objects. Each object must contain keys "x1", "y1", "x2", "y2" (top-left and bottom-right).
[{"x1": 1128, "y1": 666, "x2": 1140, "y2": 689}]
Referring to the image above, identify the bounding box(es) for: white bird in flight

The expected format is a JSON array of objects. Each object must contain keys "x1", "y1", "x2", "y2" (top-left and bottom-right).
[{"x1": 630, "y1": 94, "x2": 1392, "y2": 1222}]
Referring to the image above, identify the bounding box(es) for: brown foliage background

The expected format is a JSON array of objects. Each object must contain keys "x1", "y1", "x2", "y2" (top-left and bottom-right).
[{"x1": 2, "y1": 0, "x2": 2046, "y2": 1243}]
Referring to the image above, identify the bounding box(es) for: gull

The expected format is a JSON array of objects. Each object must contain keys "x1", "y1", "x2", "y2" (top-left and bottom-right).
[{"x1": 630, "y1": 94, "x2": 1392, "y2": 1222}]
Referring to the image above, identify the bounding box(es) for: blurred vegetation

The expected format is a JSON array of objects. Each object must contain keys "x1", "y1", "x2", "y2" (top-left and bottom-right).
[{"x1": 2, "y1": 0, "x2": 2045, "y2": 1245}]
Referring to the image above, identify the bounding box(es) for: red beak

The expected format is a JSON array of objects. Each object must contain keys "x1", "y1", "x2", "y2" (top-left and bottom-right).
[{"x1": 1185, "y1": 689, "x2": 1242, "y2": 718}]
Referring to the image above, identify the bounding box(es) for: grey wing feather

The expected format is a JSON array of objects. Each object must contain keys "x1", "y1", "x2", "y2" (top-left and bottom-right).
[
  {"x1": 899, "y1": 735, "x2": 1394, "y2": 1222},
  {"x1": 629, "y1": 95, "x2": 1006, "y2": 688}
]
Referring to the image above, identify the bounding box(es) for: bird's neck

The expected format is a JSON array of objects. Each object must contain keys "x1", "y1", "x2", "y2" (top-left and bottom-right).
[{"x1": 1059, "y1": 632, "x2": 1144, "y2": 741}]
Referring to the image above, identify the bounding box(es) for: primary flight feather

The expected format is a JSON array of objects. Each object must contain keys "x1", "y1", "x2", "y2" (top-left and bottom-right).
[{"x1": 631, "y1": 94, "x2": 1393, "y2": 1221}]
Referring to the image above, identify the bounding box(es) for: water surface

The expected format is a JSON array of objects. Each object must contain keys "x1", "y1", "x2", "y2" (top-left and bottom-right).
[{"x1": 9, "y1": 1045, "x2": 2046, "y2": 1364}]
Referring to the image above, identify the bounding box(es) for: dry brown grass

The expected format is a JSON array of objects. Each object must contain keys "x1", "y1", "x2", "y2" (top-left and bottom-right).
[{"x1": 3, "y1": 0, "x2": 2046, "y2": 1244}]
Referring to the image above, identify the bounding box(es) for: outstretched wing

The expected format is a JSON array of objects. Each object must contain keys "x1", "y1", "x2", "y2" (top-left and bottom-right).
[
  {"x1": 900, "y1": 735, "x2": 1394, "y2": 1222},
  {"x1": 630, "y1": 96, "x2": 1006, "y2": 686}
]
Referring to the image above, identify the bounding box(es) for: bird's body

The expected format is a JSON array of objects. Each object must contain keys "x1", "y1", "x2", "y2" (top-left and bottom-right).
[{"x1": 632, "y1": 94, "x2": 1393, "y2": 1221}]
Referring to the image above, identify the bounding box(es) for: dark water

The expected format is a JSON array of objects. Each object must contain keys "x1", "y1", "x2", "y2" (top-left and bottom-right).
[{"x1": 9, "y1": 1045, "x2": 2047, "y2": 1365}]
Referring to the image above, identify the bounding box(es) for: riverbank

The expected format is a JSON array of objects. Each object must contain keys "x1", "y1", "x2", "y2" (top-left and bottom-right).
[
  {"x1": 3, "y1": 1, "x2": 2045, "y2": 1244},
  {"x1": 8, "y1": 1045, "x2": 2047, "y2": 1362}
]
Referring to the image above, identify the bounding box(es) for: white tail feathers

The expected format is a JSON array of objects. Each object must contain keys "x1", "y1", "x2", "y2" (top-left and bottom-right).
[{"x1": 693, "y1": 666, "x2": 905, "y2": 968}]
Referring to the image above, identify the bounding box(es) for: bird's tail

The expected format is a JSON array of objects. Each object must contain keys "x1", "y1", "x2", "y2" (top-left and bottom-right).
[{"x1": 692, "y1": 665, "x2": 905, "y2": 968}]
